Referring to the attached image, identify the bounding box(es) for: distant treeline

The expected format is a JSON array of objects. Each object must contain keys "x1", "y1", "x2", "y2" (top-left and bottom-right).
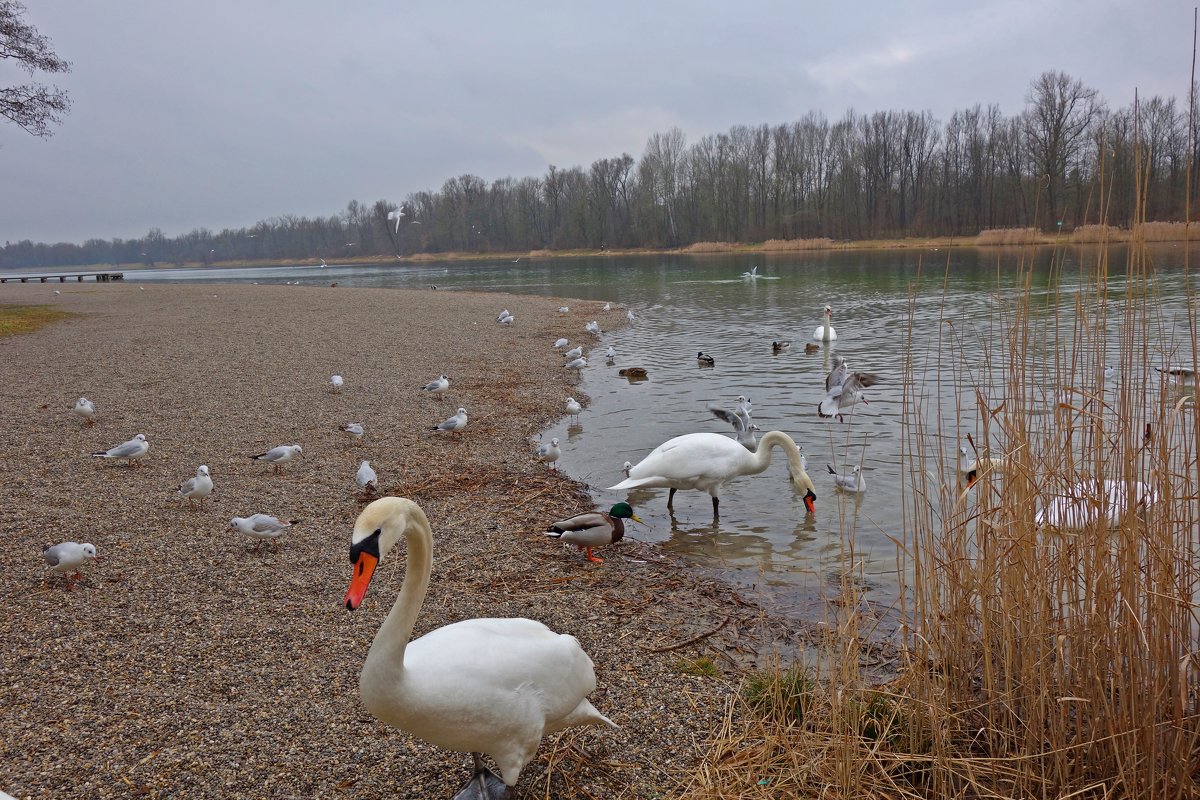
[{"x1": 3, "y1": 70, "x2": 1195, "y2": 269}]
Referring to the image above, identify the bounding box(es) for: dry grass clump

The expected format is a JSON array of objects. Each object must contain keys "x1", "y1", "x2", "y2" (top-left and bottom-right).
[
  {"x1": 973, "y1": 226, "x2": 1045, "y2": 245},
  {"x1": 0, "y1": 304, "x2": 74, "y2": 338},
  {"x1": 682, "y1": 241, "x2": 737, "y2": 253},
  {"x1": 1135, "y1": 221, "x2": 1200, "y2": 241},
  {"x1": 1070, "y1": 223, "x2": 1123, "y2": 242},
  {"x1": 527, "y1": 249, "x2": 553, "y2": 257},
  {"x1": 759, "y1": 237, "x2": 835, "y2": 251}
]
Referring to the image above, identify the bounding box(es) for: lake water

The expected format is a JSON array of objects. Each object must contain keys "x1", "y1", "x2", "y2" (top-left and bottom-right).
[{"x1": 135, "y1": 247, "x2": 1195, "y2": 631}]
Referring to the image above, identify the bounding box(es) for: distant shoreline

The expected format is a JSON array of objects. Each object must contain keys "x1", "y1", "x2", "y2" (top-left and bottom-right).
[{"x1": 10, "y1": 225, "x2": 1191, "y2": 273}]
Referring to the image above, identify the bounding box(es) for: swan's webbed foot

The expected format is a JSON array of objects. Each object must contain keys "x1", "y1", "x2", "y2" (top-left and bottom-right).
[{"x1": 451, "y1": 754, "x2": 510, "y2": 800}]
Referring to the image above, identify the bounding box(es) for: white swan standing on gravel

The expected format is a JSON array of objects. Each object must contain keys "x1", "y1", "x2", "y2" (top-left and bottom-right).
[
  {"x1": 344, "y1": 498, "x2": 617, "y2": 799},
  {"x1": 608, "y1": 430, "x2": 816, "y2": 518},
  {"x1": 813, "y1": 304, "x2": 837, "y2": 341}
]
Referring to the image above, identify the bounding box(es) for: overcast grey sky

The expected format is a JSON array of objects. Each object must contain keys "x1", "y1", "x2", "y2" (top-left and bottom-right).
[{"x1": 1, "y1": 0, "x2": 1190, "y2": 245}]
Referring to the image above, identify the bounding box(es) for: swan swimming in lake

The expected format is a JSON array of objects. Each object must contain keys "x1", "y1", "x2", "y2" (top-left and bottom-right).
[
  {"x1": 344, "y1": 498, "x2": 617, "y2": 798},
  {"x1": 813, "y1": 304, "x2": 837, "y2": 341},
  {"x1": 608, "y1": 430, "x2": 816, "y2": 518}
]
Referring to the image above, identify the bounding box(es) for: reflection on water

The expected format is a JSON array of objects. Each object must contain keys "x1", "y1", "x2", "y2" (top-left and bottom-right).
[{"x1": 137, "y1": 247, "x2": 1193, "y2": 630}]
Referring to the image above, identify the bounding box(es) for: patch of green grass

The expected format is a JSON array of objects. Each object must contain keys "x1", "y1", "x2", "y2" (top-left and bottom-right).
[
  {"x1": 742, "y1": 666, "x2": 813, "y2": 724},
  {"x1": 0, "y1": 305, "x2": 74, "y2": 338},
  {"x1": 675, "y1": 655, "x2": 721, "y2": 677}
]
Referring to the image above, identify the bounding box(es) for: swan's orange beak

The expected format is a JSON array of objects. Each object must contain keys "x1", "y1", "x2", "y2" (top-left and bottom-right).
[
  {"x1": 804, "y1": 490, "x2": 816, "y2": 514},
  {"x1": 344, "y1": 552, "x2": 378, "y2": 611}
]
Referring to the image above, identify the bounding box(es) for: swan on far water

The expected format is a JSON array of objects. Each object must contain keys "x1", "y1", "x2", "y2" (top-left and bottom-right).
[
  {"x1": 608, "y1": 430, "x2": 816, "y2": 518},
  {"x1": 812, "y1": 304, "x2": 837, "y2": 341},
  {"x1": 345, "y1": 498, "x2": 618, "y2": 799}
]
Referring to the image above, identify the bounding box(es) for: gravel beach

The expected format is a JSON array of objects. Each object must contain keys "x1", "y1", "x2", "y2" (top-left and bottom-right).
[{"x1": 0, "y1": 282, "x2": 775, "y2": 799}]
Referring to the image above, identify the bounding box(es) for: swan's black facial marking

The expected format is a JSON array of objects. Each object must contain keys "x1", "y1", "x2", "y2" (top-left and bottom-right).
[{"x1": 350, "y1": 530, "x2": 381, "y2": 564}]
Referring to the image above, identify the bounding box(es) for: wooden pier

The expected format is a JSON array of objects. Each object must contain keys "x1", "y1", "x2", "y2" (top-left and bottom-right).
[{"x1": 0, "y1": 271, "x2": 125, "y2": 284}]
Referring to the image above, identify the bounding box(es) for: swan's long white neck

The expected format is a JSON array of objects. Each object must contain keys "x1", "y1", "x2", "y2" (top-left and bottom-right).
[
  {"x1": 368, "y1": 504, "x2": 434, "y2": 669},
  {"x1": 819, "y1": 309, "x2": 833, "y2": 341},
  {"x1": 752, "y1": 431, "x2": 812, "y2": 490}
]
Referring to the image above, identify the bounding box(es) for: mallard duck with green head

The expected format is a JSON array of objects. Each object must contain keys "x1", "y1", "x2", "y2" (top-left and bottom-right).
[{"x1": 544, "y1": 503, "x2": 644, "y2": 563}]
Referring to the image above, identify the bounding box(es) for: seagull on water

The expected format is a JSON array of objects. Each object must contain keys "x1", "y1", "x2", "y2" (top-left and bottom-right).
[
  {"x1": 250, "y1": 444, "x2": 303, "y2": 474},
  {"x1": 91, "y1": 433, "x2": 149, "y2": 466},
  {"x1": 565, "y1": 397, "x2": 582, "y2": 419},
  {"x1": 828, "y1": 464, "x2": 867, "y2": 493},
  {"x1": 708, "y1": 405, "x2": 759, "y2": 450}
]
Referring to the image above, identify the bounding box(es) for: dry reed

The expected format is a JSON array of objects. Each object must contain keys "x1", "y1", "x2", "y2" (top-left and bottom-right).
[
  {"x1": 974, "y1": 227, "x2": 1046, "y2": 246},
  {"x1": 1071, "y1": 223, "x2": 1124, "y2": 242},
  {"x1": 681, "y1": 205, "x2": 1200, "y2": 797},
  {"x1": 682, "y1": 241, "x2": 737, "y2": 253},
  {"x1": 759, "y1": 238, "x2": 835, "y2": 251},
  {"x1": 1136, "y1": 221, "x2": 1200, "y2": 241}
]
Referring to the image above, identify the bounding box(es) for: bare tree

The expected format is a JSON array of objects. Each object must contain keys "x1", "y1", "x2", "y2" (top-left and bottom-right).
[
  {"x1": 0, "y1": 0, "x2": 70, "y2": 137},
  {"x1": 1022, "y1": 70, "x2": 1103, "y2": 230}
]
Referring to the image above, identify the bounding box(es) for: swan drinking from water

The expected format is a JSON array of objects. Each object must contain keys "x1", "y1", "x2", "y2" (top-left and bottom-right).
[{"x1": 608, "y1": 430, "x2": 816, "y2": 518}]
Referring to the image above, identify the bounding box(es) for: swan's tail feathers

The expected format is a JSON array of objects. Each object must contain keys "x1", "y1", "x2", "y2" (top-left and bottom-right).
[{"x1": 607, "y1": 476, "x2": 659, "y2": 492}]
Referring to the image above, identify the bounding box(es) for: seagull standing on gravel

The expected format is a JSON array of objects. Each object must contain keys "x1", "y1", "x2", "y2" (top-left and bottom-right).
[
  {"x1": 553, "y1": 338, "x2": 569, "y2": 349},
  {"x1": 340, "y1": 422, "x2": 365, "y2": 443},
  {"x1": 585, "y1": 321, "x2": 601, "y2": 335},
  {"x1": 330, "y1": 375, "x2": 344, "y2": 392},
  {"x1": 602, "y1": 302, "x2": 611, "y2": 312},
  {"x1": 497, "y1": 309, "x2": 511, "y2": 322},
  {"x1": 536, "y1": 437, "x2": 561, "y2": 469},
  {"x1": 565, "y1": 357, "x2": 587, "y2": 370},
  {"x1": 356, "y1": 460, "x2": 378, "y2": 493},
  {"x1": 229, "y1": 515, "x2": 299, "y2": 553},
  {"x1": 177, "y1": 465, "x2": 214, "y2": 509},
  {"x1": 422, "y1": 374, "x2": 450, "y2": 401},
  {"x1": 564, "y1": 345, "x2": 584, "y2": 360},
  {"x1": 501, "y1": 314, "x2": 515, "y2": 325},
  {"x1": 73, "y1": 397, "x2": 96, "y2": 426},
  {"x1": 250, "y1": 444, "x2": 304, "y2": 474},
  {"x1": 433, "y1": 407, "x2": 469, "y2": 434},
  {"x1": 91, "y1": 433, "x2": 149, "y2": 466},
  {"x1": 558, "y1": 306, "x2": 570, "y2": 313},
  {"x1": 42, "y1": 542, "x2": 98, "y2": 590}
]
